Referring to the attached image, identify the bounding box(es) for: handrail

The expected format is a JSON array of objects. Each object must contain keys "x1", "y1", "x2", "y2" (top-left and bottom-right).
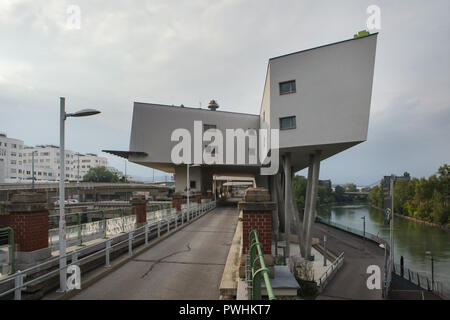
[
  {"x1": 248, "y1": 230, "x2": 275, "y2": 300},
  {"x1": 316, "y1": 216, "x2": 393, "y2": 297},
  {"x1": 0, "y1": 199, "x2": 216, "y2": 300},
  {"x1": 318, "y1": 252, "x2": 344, "y2": 289},
  {"x1": 0, "y1": 226, "x2": 14, "y2": 274}
]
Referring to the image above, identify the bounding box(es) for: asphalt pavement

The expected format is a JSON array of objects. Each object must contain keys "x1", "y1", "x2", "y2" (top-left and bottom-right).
[
  {"x1": 312, "y1": 222, "x2": 385, "y2": 300},
  {"x1": 72, "y1": 206, "x2": 239, "y2": 300}
]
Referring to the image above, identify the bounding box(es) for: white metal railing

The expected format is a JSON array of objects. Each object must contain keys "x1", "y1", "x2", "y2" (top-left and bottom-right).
[
  {"x1": 0, "y1": 200, "x2": 216, "y2": 300},
  {"x1": 316, "y1": 216, "x2": 392, "y2": 296},
  {"x1": 0, "y1": 245, "x2": 12, "y2": 276},
  {"x1": 392, "y1": 262, "x2": 450, "y2": 299},
  {"x1": 318, "y1": 252, "x2": 345, "y2": 290}
]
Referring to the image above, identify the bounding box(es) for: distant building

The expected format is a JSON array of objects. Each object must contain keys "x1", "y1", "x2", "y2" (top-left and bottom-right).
[
  {"x1": 0, "y1": 133, "x2": 25, "y2": 183},
  {"x1": 319, "y1": 180, "x2": 332, "y2": 193},
  {"x1": 21, "y1": 147, "x2": 108, "y2": 182},
  {"x1": 0, "y1": 133, "x2": 111, "y2": 182}
]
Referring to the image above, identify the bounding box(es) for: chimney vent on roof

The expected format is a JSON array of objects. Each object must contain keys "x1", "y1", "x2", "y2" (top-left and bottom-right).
[{"x1": 207, "y1": 100, "x2": 219, "y2": 111}]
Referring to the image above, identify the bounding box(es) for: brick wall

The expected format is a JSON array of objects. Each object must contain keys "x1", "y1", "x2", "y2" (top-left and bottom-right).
[
  {"x1": 131, "y1": 202, "x2": 146, "y2": 224},
  {"x1": 0, "y1": 210, "x2": 49, "y2": 252},
  {"x1": 242, "y1": 210, "x2": 272, "y2": 255}
]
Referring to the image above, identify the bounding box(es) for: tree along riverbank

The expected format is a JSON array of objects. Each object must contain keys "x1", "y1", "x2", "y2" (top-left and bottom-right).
[
  {"x1": 371, "y1": 204, "x2": 449, "y2": 231},
  {"x1": 368, "y1": 164, "x2": 449, "y2": 226}
]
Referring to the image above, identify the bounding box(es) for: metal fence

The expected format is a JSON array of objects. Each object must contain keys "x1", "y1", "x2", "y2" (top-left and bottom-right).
[
  {"x1": 318, "y1": 252, "x2": 344, "y2": 290},
  {"x1": 0, "y1": 227, "x2": 14, "y2": 276},
  {"x1": 246, "y1": 230, "x2": 275, "y2": 300},
  {"x1": 48, "y1": 207, "x2": 137, "y2": 251},
  {"x1": 392, "y1": 262, "x2": 450, "y2": 299},
  {"x1": 316, "y1": 216, "x2": 392, "y2": 296},
  {"x1": 0, "y1": 200, "x2": 216, "y2": 300}
]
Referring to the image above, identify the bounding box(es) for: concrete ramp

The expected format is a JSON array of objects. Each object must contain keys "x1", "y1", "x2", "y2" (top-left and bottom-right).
[{"x1": 71, "y1": 206, "x2": 239, "y2": 300}]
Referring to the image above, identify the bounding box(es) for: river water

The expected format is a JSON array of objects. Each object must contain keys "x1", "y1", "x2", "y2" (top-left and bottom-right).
[{"x1": 317, "y1": 204, "x2": 450, "y2": 287}]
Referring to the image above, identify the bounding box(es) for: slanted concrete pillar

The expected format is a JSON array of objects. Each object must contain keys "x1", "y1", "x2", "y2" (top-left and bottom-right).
[
  {"x1": 0, "y1": 192, "x2": 51, "y2": 269},
  {"x1": 130, "y1": 195, "x2": 147, "y2": 227},
  {"x1": 172, "y1": 193, "x2": 182, "y2": 213},
  {"x1": 283, "y1": 153, "x2": 292, "y2": 260},
  {"x1": 239, "y1": 187, "x2": 276, "y2": 277},
  {"x1": 301, "y1": 150, "x2": 321, "y2": 260}
]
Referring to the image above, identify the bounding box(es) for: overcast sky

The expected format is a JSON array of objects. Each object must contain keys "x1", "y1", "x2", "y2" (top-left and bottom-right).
[{"x1": 0, "y1": 0, "x2": 449, "y2": 185}]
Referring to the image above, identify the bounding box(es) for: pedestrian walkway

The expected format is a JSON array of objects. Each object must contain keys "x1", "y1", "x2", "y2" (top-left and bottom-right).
[
  {"x1": 312, "y1": 223, "x2": 385, "y2": 300},
  {"x1": 71, "y1": 206, "x2": 238, "y2": 300}
]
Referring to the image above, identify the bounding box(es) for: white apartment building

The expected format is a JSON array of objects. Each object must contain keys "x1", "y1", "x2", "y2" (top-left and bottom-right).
[
  {"x1": 0, "y1": 133, "x2": 25, "y2": 183},
  {"x1": 0, "y1": 137, "x2": 109, "y2": 182},
  {"x1": 22, "y1": 147, "x2": 108, "y2": 182},
  {"x1": 77, "y1": 153, "x2": 108, "y2": 179}
]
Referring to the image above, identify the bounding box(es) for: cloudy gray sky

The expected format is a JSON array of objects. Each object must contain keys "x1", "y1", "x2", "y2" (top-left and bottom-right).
[{"x1": 0, "y1": 0, "x2": 449, "y2": 185}]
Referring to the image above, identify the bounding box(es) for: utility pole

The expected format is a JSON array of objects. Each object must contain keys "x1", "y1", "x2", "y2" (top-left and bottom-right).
[
  {"x1": 31, "y1": 151, "x2": 36, "y2": 191},
  {"x1": 390, "y1": 174, "x2": 395, "y2": 266},
  {"x1": 361, "y1": 216, "x2": 366, "y2": 251},
  {"x1": 124, "y1": 160, "x2": 127, "y2": 182},
  {"x1": 187, "y1": 163, "x2": 190, "y2": 222},
  {"x1": 76, "y1": 153, "x2": 80, "y2": 183}
]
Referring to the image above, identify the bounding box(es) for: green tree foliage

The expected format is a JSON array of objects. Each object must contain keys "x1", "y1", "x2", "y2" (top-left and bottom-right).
[
  {"x1": 292, "y1": 178, "x2": 364, "y2": 209},
  {"x1": 344, "y1": 183, "x2": 358, "y2": 192},
  {"x1": 83, "y1": 166, "x2": 122, "y2": 183},
  {"x1": 368, "y1": 164, "x2": 449, "y2": 225},
  {"x1": 293, "y1": 175, "x2": 308, "y2": 209}
]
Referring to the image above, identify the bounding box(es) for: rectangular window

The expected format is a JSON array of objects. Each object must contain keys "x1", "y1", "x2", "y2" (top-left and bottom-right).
[
  {"x1": 279, "y1": 80, "x2": 296, "y2": 95},
  {"x1": 280, "y1": 116, "x2": 296, "y2": 130},
  {"x1": 190, "y1": 180, "x2": 196, "y2": 189},
  {"x1": 203, "y1": 124, "x2": 217, "y2": 132}
]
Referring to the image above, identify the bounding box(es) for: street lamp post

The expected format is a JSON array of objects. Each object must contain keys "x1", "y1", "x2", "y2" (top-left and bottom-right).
[
  {"x1": 76, "y1": 153, "x2": 80, "y2": 183},
  {"x1": 186, "y1": 163, "x2": 200, "y2": 222},
  {"x1": 187, "y1": 163, "x2": 190, "y2": 222},
  {"x1": 31, "y1": 151, "x2": 37, "y2": 191},
  {"x1": 361, "y1": 216, "x2": 366, "y2": 251},
  {"x1": 426, "y1": 251, "x2": 434, "y2": 290},
  {"x1": 58, "y1": 97, "x2": 101, "y2": 293}
]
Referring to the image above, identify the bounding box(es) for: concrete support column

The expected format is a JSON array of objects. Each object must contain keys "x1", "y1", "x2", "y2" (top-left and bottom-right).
[
  {"x1": 0, "y1": 192, "x2": 51, "y2": 269},
  {"x1": 283, "y1": 153, "x2": 292, "y2": 260},
  {"x1": 301, "y1": 150, "x2": 321, "y2": 260},
  {"x1": 130, "y1": 195, "x2": 147, "y2": 227}
]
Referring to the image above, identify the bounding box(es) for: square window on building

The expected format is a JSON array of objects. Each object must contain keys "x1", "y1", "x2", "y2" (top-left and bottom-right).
[
  {"x1": 203, "y1": 124, "x2": 217, "y2": 132},
  {"x1": 190, "y1": 180, "x2": 196, "y2": 189},
  {"x1": 279, "y1": 80, "x2": 296, "y2": 95},
  {"x1": 279, "y1": 116, "x2": 296, "y2": 130}
]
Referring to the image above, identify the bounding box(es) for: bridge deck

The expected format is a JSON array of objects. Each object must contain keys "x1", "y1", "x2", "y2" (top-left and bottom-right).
[{"x1": 71, "y1": 206, "x2": 239, "y2": 300}]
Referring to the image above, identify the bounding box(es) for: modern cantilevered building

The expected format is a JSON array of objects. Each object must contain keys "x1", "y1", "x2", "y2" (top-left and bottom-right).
[{"x1": 105, "y1": 32, "x2": 378, "y2": 258}]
